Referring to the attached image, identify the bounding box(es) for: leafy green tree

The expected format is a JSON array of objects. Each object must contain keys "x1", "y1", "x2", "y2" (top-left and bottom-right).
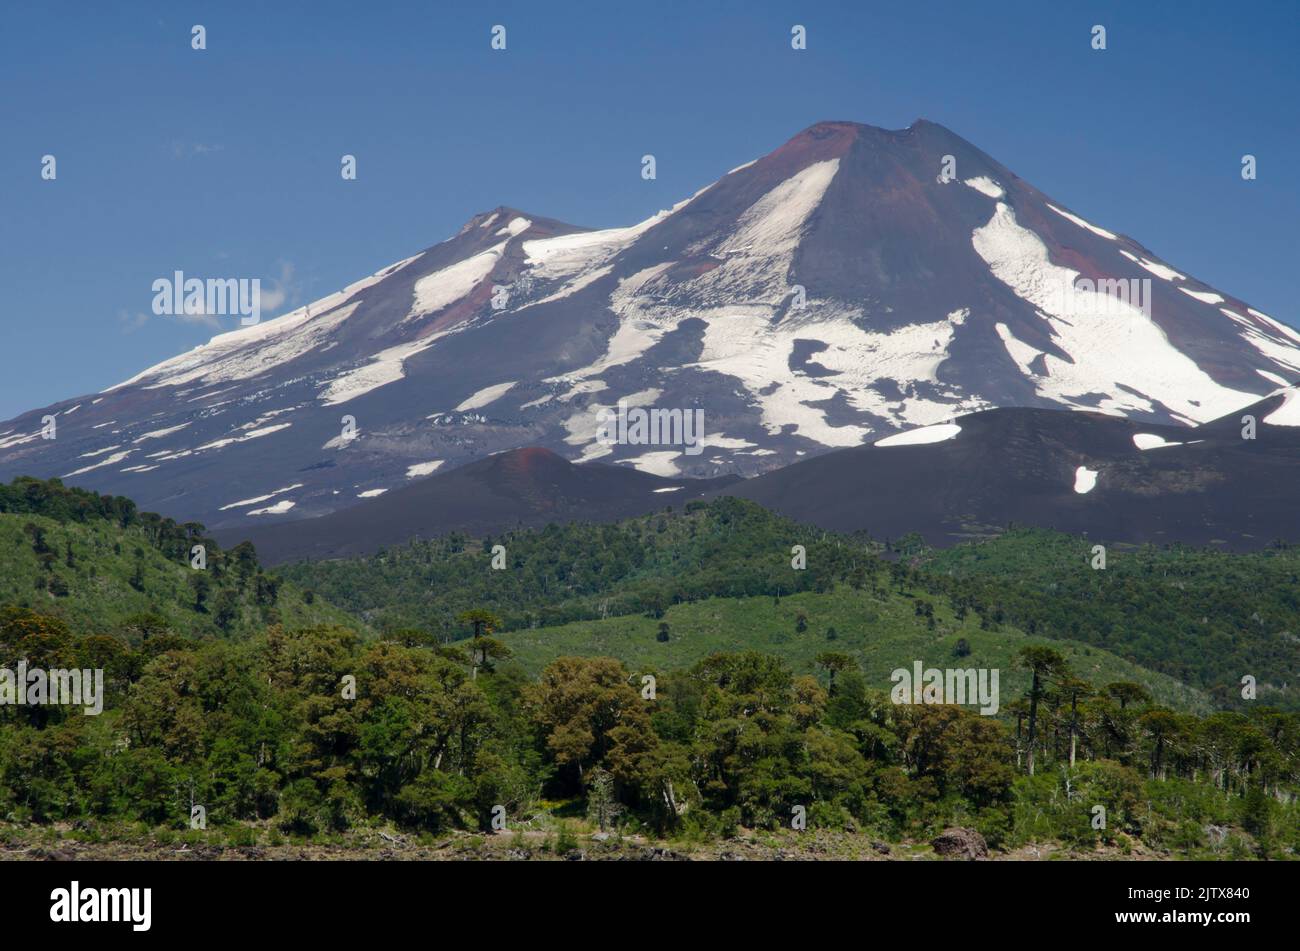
[
  {"x1": 1106, "y1": 682, "x2": 1151, "y2": 710},
  {"x1": 814, "y1": 651, "x2": 856, "y2": 696},
  {"x1": 190, "y1": 573, "x2": 211, "y2": 612},
  {"x1": 526, "y1": 656, "x2": 651, "y2": 789}
]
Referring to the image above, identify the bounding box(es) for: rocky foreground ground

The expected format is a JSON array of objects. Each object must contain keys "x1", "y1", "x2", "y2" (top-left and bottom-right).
[{"x1": 0, "y1": 825, "x2": 1171, "y2": 861}]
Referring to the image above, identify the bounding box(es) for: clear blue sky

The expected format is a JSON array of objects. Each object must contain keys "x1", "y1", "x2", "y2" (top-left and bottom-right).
[{"x1": 1, "y1": 0, "x2": 1296, "y2": 419}]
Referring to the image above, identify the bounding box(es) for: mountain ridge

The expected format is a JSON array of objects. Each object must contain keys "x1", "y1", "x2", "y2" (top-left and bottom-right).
[
  {"x1": 2, "y1": 119, "x2": 1296, "y2": 531},
  {"x1": 225, "y1": 446, "x2": 741, "y2": 564},
  {"x1": 720, "y1": 385, "x2": 1300, "y2": 549}
]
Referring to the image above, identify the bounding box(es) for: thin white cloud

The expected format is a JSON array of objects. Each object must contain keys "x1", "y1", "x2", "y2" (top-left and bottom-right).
[
  {"x1": 170, "y1": 140, "x2": 225, "y2": 159},
  {"x1": 259, "y1": 261, "x2": 299, "y2": 316},
  {"x1": 117, "y1": 260, "x2": 298, "y2": 334}
]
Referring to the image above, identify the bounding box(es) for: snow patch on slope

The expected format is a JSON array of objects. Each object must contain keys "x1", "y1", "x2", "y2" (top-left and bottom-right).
[
  {"x1": 195, "y1": 422, "x2": 292, "y2": 451},
  {"x1": 1046, "y1": 203, "x2": 1117, "y2": 240},
  {"x1": 1132, "y1": 433, "x2": 1183, "y2": 450},
  {"x1": 619, "y1": 451, "x2": 682, "y2": 477},
  {"x1": 132, "y1": 422, "x2": 192, "y2": 443},
  {"x1": 455, "y1": 381, "x2": 517, "y2": 411},
  {"x1": 701, "y1": 433, "x2": 758, "y2": 450},
  {"x1": 546, "y1": 264, "x2": 676, "y2": 387},
  {"x1": 107, "y1": 253, "x2": 420, "y2": 391},
  {"x1": 522, "y1": 200, "x2": 689, "y2": 283},
  {"x1": 1219, "y1": 309, "x2": 1300, "y2": 371},
  {"x1": 689, "y1": 309, "x2": 868, "y2": 447},
  {"x1": 0, "y1": 432, "x2": 38, "y2": 450},
  {"x1": 64, "y1": 450, "x2": 135, "y2": 477},
  {"x1": 560, "y1": 389, "x2": 661, "y2": 452},
  {"x1": 1073, "y1": 466, "x2": 1098, "y2": 494},
  {"x1": 519, "y1": 265, "x2": 615, "y2": 311},
  {"x1": 973, "y1": 202, "x2": 1255, "y2": 422},
  {"x1": 247, "y1": 499, "x2": 295, "y2": 516},
  {"x1": 1118, "y1": 249, "x2": 1184, "y2": 281},
  {"x1": 495, "y1": 217, "x2": 531, "y2": 237},
  {"x1": 692, "y1": 158, "x2": 840, "y2": 301},
  {"x1": 319, "y1": 332, "x2": 451, "y2": 406},
  {"x1": 1178, "y1": 288, "x2": 1225, "y2": 305},
  {"x1": 553, "y1": 161, "x2": 987, "y2": 452},
  {"x1": 1249, "y1": 309, "x2": 1300, "y2": 344},
  {"x1": 963, "y1": 177, "x2": 1004, "y2": 199},
  {"x1": 875, "y1": 423, "x2": 961, "y2": 447},
  {"x1": 689, "y1": 305, "x2": 985, "y2": 446},
  {"x1": 220, "y1": 483, "x2": 304, "y2": 511},
  {"x1": 407, "y1": 243, "x2": 505, "y2": 320},
  {"x1": 1263, "y1": 387, "x2": 1300, "y2": 426},
  {"x1": 405, "y1": 460, "x2": 444, "y2": 478}
]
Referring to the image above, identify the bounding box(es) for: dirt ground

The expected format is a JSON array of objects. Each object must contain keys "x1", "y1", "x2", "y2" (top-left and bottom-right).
[{"x1": 0, "y1": 824, "x2": 1171, "y2": 861}]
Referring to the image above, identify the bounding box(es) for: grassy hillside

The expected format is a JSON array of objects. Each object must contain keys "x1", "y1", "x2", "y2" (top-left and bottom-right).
[
  {"x1": 0, "y1": 479, "x2": 358, "y2": 638},
  {"x1": 500, "y1": 583, "x2": 1211, "y2": 713}
]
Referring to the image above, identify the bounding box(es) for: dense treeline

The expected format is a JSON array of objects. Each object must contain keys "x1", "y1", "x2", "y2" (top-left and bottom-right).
[
  {"x1": 0, "y1": 476, "x2": 351, "y2": 639},
  {"x1": 1, "y1": 606, "x2": 1296, "y2": 856},
  {"x1": 280, "y1": 498, "x2": 883, "y2": 635},
  {"x1": 919, "y1": 529, "x2": 1300, "y2": 709},
  {"x1": 1, "y1": 473, "x2": 253, "y2": 591},
  {"x1": 0, "y1": 475, "x2": 212, "y2": 564},
  {"x1": 283, "y1": 500, "x2": 1300, "y2": 711},
  {"x1": 3, "y1": 480, "x2": 1298, "y2": 855},
  {"x1": 0, "y1": 476, "x2": 141, "y2": 526}
]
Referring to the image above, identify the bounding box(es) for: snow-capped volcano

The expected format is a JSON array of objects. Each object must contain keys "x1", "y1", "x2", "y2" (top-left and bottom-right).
[{"x1": 2, "y1": 119, "x2": 1297, "y2": 530}]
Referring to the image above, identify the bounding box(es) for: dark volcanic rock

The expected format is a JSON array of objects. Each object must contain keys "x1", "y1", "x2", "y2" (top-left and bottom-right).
[
  {"x1": 931, "y1": 828, "x2": 988, "y2": 860},
  {"x1": 226, "y1": 446, "x2": 740, "y2": 564},
  {"x1": 719, "y1": 390, "x2": 1300, "y2": 550}
]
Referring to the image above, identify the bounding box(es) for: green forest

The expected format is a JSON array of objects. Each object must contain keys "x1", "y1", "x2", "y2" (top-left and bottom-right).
[{"x1": 1, "y1": 478, "x2": 1298, "y2": 859}]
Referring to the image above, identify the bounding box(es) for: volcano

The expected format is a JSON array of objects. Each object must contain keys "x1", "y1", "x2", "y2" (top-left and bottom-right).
[{"x1": 2, "y1": 119, "x2": 1296, "y2": 531}]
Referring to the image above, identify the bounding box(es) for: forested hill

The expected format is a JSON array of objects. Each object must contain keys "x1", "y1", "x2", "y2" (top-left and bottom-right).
[
  {"x1": 0, "y1": 476, "x2": 357, "y2": 637},
  {"x1": 919, "y1": 529, "x2": 1300, "y2": 710},
  {"x1": 8, "y1": 474, "x2": 1295, "y2": 713},
  {"x1": 279, "y1": 497, "x2": 1300, "y2": 710},
  {"x1": 1, "y1": 479, "x2": 1298, "y2": 858},
  {"x1": 276, "y1": 496, "x2": 873, "y2": 636}
]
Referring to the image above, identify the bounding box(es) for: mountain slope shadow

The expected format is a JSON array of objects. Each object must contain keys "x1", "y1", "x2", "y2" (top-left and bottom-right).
[{"x1": 225, "y1": 447, "x2": 741, "y2": 564}]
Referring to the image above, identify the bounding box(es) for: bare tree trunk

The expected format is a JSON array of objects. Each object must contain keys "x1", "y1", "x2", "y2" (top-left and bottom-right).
[
  {"x1": 1069, "y1": 692, "x2": 1078, "y2": 768},
  {"x1": 1026, "y1": 672, "x2": 1041, "y2": 776}
]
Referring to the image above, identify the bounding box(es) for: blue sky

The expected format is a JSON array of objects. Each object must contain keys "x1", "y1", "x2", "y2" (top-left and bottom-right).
[{"x1": 1, "y1": 0, "x2": 1296, "y2": 419}]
